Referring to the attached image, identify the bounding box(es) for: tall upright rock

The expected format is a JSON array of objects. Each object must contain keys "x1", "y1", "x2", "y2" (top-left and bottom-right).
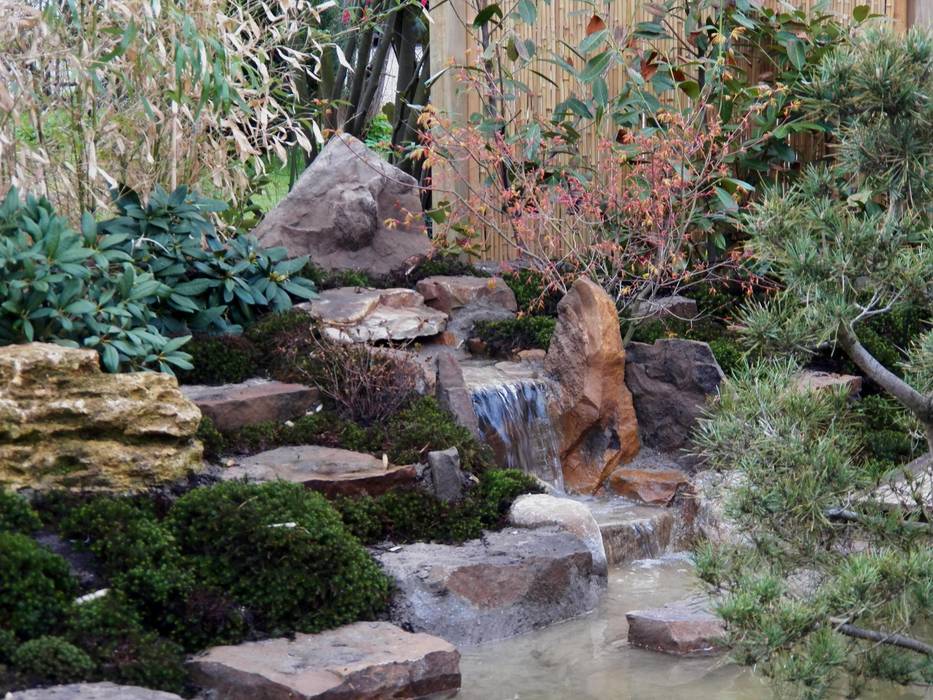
[
  {"x1": 545, "y1": 278, "x2": 639, "y2": 493},
  {"x1": 0, "y1": 343, "x2": 202, "y2": 491},
  {"x1": 253, "y1": 134, "x2": 431, "y2": 278}
]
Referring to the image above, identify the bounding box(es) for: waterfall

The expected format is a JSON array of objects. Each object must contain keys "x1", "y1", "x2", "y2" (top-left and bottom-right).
[{"x1": 470, "y1": 379, "x2": 565, "y2": 492}]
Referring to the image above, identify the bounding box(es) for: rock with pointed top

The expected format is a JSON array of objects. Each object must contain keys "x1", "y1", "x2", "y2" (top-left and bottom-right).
[
  {"x1": 545, "y1": 278, "x2": 640, "y2": 494},
  {"x1": 253, "y1": 134, "x2": 431, "y2": 278}
]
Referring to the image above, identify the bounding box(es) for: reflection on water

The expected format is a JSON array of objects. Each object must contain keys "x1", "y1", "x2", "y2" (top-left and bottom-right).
[{"x1": 457, "y1": 555, "x2": 930, "y2": 700}]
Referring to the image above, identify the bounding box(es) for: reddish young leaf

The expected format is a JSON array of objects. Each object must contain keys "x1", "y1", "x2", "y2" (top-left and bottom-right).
[{"x1": 586, "y1": 14, "x2": 606, "y2": 36}]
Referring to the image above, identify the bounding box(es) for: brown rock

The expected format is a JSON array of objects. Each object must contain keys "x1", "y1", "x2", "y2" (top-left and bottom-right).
[
  {"x1": 299, "y1": 287, "x2": 447, "y2": 343},
  {"x1": 515, "y1": 348, "x2": 547, "y2": 363},
  {"x1": 626, "y1": 599, "x2": 726, "y2": 656},
  {"x1": 545, "y1": 278, "x2": 639, "y2": 494},
  {"x1": 253, "y1": 134, "x2": 431, "y2": 278},
  {"x1": 221, "y1": 445, "x2": 417, "y2": 497},
  {"x1": 375, "y1": 527, "x2": 605, "y2": 645},
  {"x1": 624, "y1": 339, "x2": 724, "y2": 461},
  {"x1": 435, "y1": 352, "x2": 480, "y2": 438},
  {"x1": 182, "y1": 379, "x2": 319, "y2": 432},
  {"x1": 416, "y1": 275, "x2": 518, "y2": 315},
  {"x1": 467, "y1": 338, "x2": 487, "y2": 355},
  {"x1": 793, "y1": 370, "x2": 862, "y2": 397},
  {"x1": 607, "y1": 468, "x2": 691, "y2": 506},
  {"x1": 188, "y1": 621, "x2": 461, "y2": 700},
  {"x1": 0, "y1": 343, "x2": 202, "y2": 491}
]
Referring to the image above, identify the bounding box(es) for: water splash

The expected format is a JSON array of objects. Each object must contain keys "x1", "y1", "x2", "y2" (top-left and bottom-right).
[{"x1": 471, "y1": 379, "x2": 565, "y2": 492}]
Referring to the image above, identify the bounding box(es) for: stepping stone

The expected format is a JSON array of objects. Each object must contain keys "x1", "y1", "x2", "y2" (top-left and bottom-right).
[
  {"x1": 605, "y1": 467, "x2": 691, "y2": 506},
  {"x1": 182, "y1": 379, "x2": 319, "y2": 432},
  {"x1": 793, "y1": 370, "x2": 862, "y2": 397},
  {"x1": 375, "y1": 527, "x2": 605, "y2": 646},
  {"x1": 188, "y1": 620, "x2": 460, "y2": 700},
  {"x1": 587, "y1": 500, "x2": 674, "y2": 566},
  {"x1": 221, "y1": 445, "x2": 417, "y2": 498},
  {"x1": 298, "y1": 287, "x2": 447, "y2": 343},
  {"x1": 626, "y1": 598, "x2": 726, "y2": 656},
  {"x1": 8, "y1": 683, "x2": 182, "y2": 699}
]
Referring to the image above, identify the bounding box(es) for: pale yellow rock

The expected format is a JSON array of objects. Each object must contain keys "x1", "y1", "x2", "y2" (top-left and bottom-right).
[{"x1": 0, "y1": 343, "x2": 203, "y2": 491}]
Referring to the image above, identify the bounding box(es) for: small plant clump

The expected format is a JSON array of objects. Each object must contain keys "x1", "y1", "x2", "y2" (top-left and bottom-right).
[
  {"x1": 334, "y1": 469, "x2": 543, "y2": 545},
  {"x1": 474, "y1": 317, "x2": 556, "y2": 357},
  {"x1": 200, "y1": 396, "x2": 496, "y2": 474}
]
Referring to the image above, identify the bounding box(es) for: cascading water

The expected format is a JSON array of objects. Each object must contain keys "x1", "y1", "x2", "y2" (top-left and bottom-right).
[{"x1": 470, "y1": 379, "x2": 565, "y2": 492}]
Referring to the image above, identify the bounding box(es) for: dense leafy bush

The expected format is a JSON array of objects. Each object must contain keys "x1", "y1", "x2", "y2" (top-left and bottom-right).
[
  {"x1": 335, "y1": 469, "x2": 542, "y2": 544},
  {"x1": 243, "y1": 309, "x2": 315, "y2": 381},
  {"x1": 168, "y1": 481, "x2": 389, "y2": 634},
  {"x1": 0, "y1": 490, "x2": 41, "y2": 534},
  {"x1": 177, "y1": 334, "x2": 261, "y2": 385},
  {"x1": 104, "y1": 186, "x2": 317, "y2": 334},
  {"x1": 474, "y1": 316, "x2": 556, "y2": 357},
  {"x1": 66, "y1": 596, "x2": 188, "y2": 693},
  {"x1": 0, "y1": 532, "x2": 76, "y2": 641},
  {"x1": 10, "y1": 636, "x2": 94, "y2": 686},
  {"x1": 0, "y1": 186, "x2": 317, "y2": 373},
  {"x1": 0, "y1": 188, "x2": 190, "y2": 373}
]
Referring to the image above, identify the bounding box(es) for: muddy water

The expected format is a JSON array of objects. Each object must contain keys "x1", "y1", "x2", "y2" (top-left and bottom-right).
[{"x1": 457, "y1": 555, "x2": 929, "y2": 700}]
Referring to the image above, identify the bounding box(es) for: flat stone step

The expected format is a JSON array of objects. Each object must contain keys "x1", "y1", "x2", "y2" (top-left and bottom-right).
[
  {"x1": 374, "y1": 527, "x2": 605, "y2": 646},
  {"x1": 625, "y1": 598, "x2": 726, "y2": 656},
  {"x1": 604, "y1": 467, "x2": 691, "y2": 505},
  {"x1": 182, "y1": 379, "x2": 319, "y2": 432},
  {"x1": 188, "y1": 621, "x2": 461, "y2": 700},
  {"x1": 221, "y1": 445, "x2": 417, "y2": 497},
  {"x1": 587, "y1": 500, "x2": 674, "y2": 566},
  {"x1": 8, "y1": 683, "x2": 182, "y2": 699}
]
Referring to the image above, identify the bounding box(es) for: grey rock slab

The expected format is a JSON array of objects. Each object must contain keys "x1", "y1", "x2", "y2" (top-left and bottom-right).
[
  {"x1": 426, "y1": 447, "x2": 466, "y2": 502},
  {"x1": 299, "y1": 287, "x2": 447, "y2": 343},
  {"x1": 188, "y1": 621, "x2": 461, "y2": 700},
  {"x1": 374, "y1": 526, "x2": 605, "y2": 646},
  {"x1": 221, "y1": 445, "x2": 417, "y2": 498},
  {"x1": 8, "y1": 683, "x2": 182, "y2": 700},
  {"x1": 435, "y1": 352, "x2": 480, "y2": 438},
  {"x1": 182, "y1": 379, "x2": 319, "y2": 432}
]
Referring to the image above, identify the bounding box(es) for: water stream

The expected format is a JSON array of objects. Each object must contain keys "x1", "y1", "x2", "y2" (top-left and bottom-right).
[{"x1": 462, "y1": 361, "x2": 565, "y2": 491}]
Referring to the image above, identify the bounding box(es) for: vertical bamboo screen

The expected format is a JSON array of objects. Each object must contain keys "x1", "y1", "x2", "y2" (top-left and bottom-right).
[{"x1": 430, "y1": 0, "x2": 909, "y2": 261}]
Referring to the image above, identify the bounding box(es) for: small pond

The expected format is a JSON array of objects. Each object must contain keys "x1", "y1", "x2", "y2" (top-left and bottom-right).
[{"x1": 458, "y1": 555, "x2": 928, "y2": 700}]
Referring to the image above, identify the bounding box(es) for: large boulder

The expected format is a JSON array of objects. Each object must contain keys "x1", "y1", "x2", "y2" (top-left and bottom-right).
[
  {"x1": 221, "y1": 445, "x2": 417, "y2": 498},
  {"x1": 545, "y1": 278, "x2": 640, "y2": 494},
  {"x1": 253, "y1": 134, "x2": 431, "y2": 278},
  {"x1": 8, "y1": 683, "x2": 182, "y2": 700},
  {"x1": 624, "y1": 339, "x2": 724, "y2": 460},
  {"x1": 508, "y1": 494, "x2": 607, "y2": 574},
  {"x1": 625, "y1": 599, "x2": 726, "y2": 656},
  {"x1": 188, "y1": 621, "x2": 461, "y2": 700},
  {"x1": 181, "y1": 379, "x2": 319, "y2": 432},
  {"x1": 299, "y1": 287, "x2": 447, "y2": 343},
  {"x1": 374, "y1": 527, "x2": 605, "y2": 645},
  {"x1": 0, "y1": 343, "x2": 202, "y2": 491}
]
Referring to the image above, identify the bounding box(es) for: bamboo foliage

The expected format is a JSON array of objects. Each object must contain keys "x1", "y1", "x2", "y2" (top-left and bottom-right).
[{"x1": 0, "y1": 0, "x2": 335, "y2": 221}]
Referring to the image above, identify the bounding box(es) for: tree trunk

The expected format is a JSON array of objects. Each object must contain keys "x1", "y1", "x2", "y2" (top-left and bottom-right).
[{"x1": 838, "y1": 325, "x2": 933, "y2": 452}]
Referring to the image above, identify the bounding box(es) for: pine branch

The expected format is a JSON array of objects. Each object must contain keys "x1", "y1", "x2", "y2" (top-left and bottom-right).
[{"x1": 830, "y1": 618, "x2": 933, "y2": 656}]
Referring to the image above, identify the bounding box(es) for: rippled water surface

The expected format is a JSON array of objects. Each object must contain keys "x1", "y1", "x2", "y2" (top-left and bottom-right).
[{"x1": 457, "y1": 555, "x2": 928, "y2": 700}]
